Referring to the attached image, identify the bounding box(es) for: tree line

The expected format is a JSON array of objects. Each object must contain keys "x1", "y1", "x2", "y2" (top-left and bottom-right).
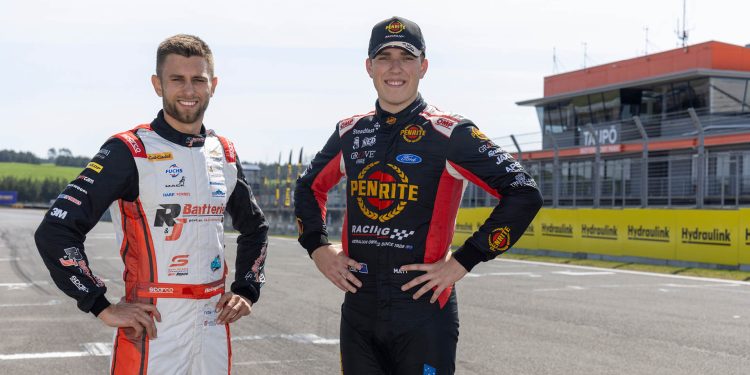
[
  {"x1": 0, "y1": 148, "x2": 90, "y2": 167},
  {"x1": 0, "y1": 176, "x2": 69, "y2": 203}
]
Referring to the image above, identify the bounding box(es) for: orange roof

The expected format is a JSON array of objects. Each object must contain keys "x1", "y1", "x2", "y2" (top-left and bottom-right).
[{"x1": 544, "y1": 41, "x2": 750, "y2": 97}]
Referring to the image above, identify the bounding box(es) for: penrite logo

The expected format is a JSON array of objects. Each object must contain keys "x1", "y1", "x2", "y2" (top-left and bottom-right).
[
  {"x1": 488, "y1": 227, "x2": 511, "y2": 252},
  {"x1": 470, "y1": 127, "x2": 489, "y2": 141},
  {"x1": 386, "y1": 20, "x2": 405, "y2": 34},
  {"x1": 400, "y1": 124, "x2": 425, "y2": 143},
  {"x1": 350, "y1": 161, "x2": 418, "y2": 222}
]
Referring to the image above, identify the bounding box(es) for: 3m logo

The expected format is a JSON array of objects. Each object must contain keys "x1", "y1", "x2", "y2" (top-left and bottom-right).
[
  {"x1": 350, "y1": 161, "x2": 418, "y2": 222},
  {"x1": 50, "y1": 208, "x2": 67, "y2": 219}
]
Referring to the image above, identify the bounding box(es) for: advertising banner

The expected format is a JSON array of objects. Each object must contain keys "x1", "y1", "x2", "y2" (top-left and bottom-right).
[
  {"x1": 0, "y1": 191, "x2": 18, "y2": 205},
  {"x1": 453, "y1": 207, "x2": 744, "y2": 267}
]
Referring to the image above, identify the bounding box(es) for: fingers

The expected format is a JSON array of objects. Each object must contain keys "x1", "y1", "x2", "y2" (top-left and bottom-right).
[
  {"x1": 215, "y1": 293, "x2": 232, "y2": 312},
  {"x1": 216, "y1": 295, "x2": 251, "y2": 324},
  {"x1": 399, "y1": 263, "x2": 430, "y2": 272},
  {"x1": 412, "y1": 280, "x2": 438, "y2": 301},
  {"x1": 133, "y1": 302, "x2": 162, "y2": 322}
]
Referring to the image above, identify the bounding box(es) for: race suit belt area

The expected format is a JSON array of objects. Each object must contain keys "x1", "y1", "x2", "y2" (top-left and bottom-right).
[{"x1": 135, "y1": 278, "x2": 225, "y2": 299}]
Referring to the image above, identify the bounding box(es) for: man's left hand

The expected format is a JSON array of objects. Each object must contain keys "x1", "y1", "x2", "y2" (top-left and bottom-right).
[
  {"x1": 215, "y1": 292, "x2": 252, "y2": 324},
  {"x1": 400, "y1": 253, "x2": 468, "y2": 303}
]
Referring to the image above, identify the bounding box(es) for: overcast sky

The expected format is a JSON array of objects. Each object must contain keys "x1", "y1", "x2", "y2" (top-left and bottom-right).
[{"x1": 3, "y1": 0, "x2": 749, "y2": 163}]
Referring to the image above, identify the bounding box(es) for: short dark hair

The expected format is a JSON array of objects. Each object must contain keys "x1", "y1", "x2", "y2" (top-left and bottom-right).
[{"x1": 156, "y1": 34, "x2": 214, "y2": 77}]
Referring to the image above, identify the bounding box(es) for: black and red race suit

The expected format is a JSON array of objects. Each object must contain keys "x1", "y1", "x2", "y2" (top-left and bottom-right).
[{"x1": 294, "y1": 95, "x2": 543, "y2": 374}]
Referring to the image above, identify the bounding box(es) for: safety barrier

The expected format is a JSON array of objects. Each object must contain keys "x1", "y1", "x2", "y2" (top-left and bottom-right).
[{"x1": 453, "y1": 208, "x2": 750, "y2": 269}]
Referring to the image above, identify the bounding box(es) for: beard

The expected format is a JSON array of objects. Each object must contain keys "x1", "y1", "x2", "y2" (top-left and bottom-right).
[{"x1": 163, "y1": 97, "x2": 210, "y2": 126}]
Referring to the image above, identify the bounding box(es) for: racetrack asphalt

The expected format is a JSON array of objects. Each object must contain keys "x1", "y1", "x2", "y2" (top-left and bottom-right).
[{"x1": 1, "y1": 207, "x2": 748, "y2": 374}]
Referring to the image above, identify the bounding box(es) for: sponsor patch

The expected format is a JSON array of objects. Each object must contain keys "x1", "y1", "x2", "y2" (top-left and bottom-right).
[
  {"x1": 168, "y1": 255, "x2": 189, "y2": 276},
  {"x1": 148, "y1": 152, "x2": 173, "y2": 161},
  {"x1": 211, "y1": 255, "x2": 221, "y2": 272},
  {"x1": 489, "y1": 227, "x2": 511, "y2": 252},
  {"x1": 470, "y1": 127, "x2": 489, "y2": 141},
  {"x1": 386, "y1": 116, "x2": 397, "y2": 125},
  {"x1": 94, "y1": 148, "x2": 110, "y2": 160},
  {"x1": 400, "y1": 124, "x2": 425, "y2": 143},
  {"x1": 395, "y1": 154, "x2": 422, "y2": 164},
  {"x1": 57, "y1": 194, "x2": 81, "y2": 206},
  {"x1": 49, "y1": 207, "x2": 67, "y2": 219},
  {"x1": 69, "y1": 275, "x2": 89, "y2": 292},
  {"x1": 86, "y1": 162, "x2": 103, "y2": 173},
  {"x1": 349, "y1": 263, "x2": 369, "y2": 274},
  {"x1": 166, "y1": 176, "x2": 186, "y2": 188},
  {"x1": 386, "y1": 20, "x2": 405, "y2": 34},
  {"x1": 165, "y1": 164, "x2": 183, "y2": 177},
  {"x1": 211, "y1": 188, "x2": 226, "y2": 198},
  {"x1": 66, "y1": 184, "x2": 87, "y2": 195},
  {"x1": 350, "y1": 161, "x2": 418, "y2": 222},
  {"x1": 77, "y1": 175, "x2": 95, "y2": 184}
]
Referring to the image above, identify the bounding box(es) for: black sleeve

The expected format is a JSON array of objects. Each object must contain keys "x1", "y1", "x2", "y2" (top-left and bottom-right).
[
  {"x1": 447, "y1": 123, "x2": 544, "y2": 272},
  {"x1": 226, "y1": 157, "x2": 269, "y2": 304},
  {"x1": 34, "y1": 138, "x2": 138, "y2": 316},
  {"x1": 293, "y1": 127, "x2": 345, "y2": 256}
]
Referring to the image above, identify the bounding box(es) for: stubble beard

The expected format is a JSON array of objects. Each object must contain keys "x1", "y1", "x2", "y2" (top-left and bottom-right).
[{"x1": 163, "y1": 97, "x2": 210, "y2": 126}]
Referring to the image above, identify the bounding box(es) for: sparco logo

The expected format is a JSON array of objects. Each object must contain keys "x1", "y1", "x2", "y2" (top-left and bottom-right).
[
  {"x1": 149, "y1": 287, "x2": 174, "y2": 294},
  {"x1": 350, "y1": 161, "x2": 418, "y2": 222}
]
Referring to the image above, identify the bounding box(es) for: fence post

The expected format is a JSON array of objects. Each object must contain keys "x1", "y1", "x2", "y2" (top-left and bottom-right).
[
  {"x1": 688, "y1": 108, "x2": 704, "y2": 208},
  {"x1": 586, "y1": 123, "x2": 601, "y2": 208},
  {"x1": 510, "y1": 134, "x2": 523, "y2": 162},
  {"x1": 546, "y1": 131, "x2": 560, "y2": 208},
  {"x1": 633, "y1": 116, "x2": 649, "y2": 208}
]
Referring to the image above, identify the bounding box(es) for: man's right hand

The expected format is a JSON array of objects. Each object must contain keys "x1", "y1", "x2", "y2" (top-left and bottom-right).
[
  {"x1": 311, "y1": 244, "x2": 363, "y2": 293},
  {"x1": 98, "y1": 300, "x2": 162, "y2": 339}
]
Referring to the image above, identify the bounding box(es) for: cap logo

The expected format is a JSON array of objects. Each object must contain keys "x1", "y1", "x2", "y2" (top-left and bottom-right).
[{"x1": 386, "y1": 20, "x2": 405, "y2": 34}]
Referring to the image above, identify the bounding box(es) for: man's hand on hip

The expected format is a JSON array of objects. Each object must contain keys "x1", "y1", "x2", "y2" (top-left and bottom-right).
[
  {"x1": 311, "y1": 244, "x2": 362, "y2": 293},
  {"x1": 215, "y1": 292, "x2": 252, "y2": 324},
  {"x1": 400, "y1": 252, "x2": 468, "y2": 303},
  {"x1": 98, "y1": 300, "x2": 162, "y2": 339}
]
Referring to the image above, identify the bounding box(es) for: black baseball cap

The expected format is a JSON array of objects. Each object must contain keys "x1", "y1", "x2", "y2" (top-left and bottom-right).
[{"x1": 368, "y1": 16, "x2": 426, "y2": 59}]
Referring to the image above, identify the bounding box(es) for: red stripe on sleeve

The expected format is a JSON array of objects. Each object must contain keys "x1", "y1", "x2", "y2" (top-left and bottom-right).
[{"x1": 311, "y1": 152, "x2": 344, "y2": 222}]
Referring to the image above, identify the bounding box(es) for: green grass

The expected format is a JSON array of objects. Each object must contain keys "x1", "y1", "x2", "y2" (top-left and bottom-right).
[{"x1": 0, "y1": 162, "x2": 82, "y2": 181}]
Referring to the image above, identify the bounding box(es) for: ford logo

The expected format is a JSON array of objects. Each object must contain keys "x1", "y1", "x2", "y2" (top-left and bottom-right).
[{"x1": 396, "y1": 154, "x2": 422, "y2": 164}]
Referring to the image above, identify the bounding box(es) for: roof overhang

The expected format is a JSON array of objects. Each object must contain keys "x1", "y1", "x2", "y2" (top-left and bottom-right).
[{"x1": 516, "y1": 69, "x2": 750, "y2": 107}]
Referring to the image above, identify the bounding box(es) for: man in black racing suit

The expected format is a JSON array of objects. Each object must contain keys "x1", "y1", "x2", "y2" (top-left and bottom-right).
[{"x1": 294, "y1": 16, "x2": 543, "y2": 374}]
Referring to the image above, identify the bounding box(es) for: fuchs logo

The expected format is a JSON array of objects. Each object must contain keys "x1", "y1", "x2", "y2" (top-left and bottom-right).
[
  {"x1": 470, "y1": 127, "x2": 489, "y2": 141},
  {"x1": 165, "y1": 164, "x2": 183, "y2": 177},
  {"x1": 400, "y1": 124, "x2": 425, "y2": 143},
  {"x1": 396, "y1": 154, "x2": 422, "y2": 164},
  {"x1": 488, "y1": 227, "x2": 511, "y2": 252},
  {"x1": 350, "y1": 161, "x2": 418, "y2": 222},
  {"x1": 386, "y1": 20, "x2": 405, "y2": 34}
]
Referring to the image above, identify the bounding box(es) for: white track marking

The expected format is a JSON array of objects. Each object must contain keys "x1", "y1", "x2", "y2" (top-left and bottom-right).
[
  {"x1": 465, "y1": 272, "x2": 542, "y2": 278},
  {"x1": 0, "y1": 334, "x2": 338, "y2": 361},
  {"x1": 235, "y1": 358, "x2": 320, "y2": 366},
  {"x1": 553, "y1": 271, "x2": 616, "y2": 276},
  {"x1": 0, "y1": 300, "x2": 61, "y2": 307},
  {"x1": 497, "y1": 259, "x2": 750, "y2": 286},
  {"x1": 0, "y1": 257, "x2": 19, "y2": 262}
]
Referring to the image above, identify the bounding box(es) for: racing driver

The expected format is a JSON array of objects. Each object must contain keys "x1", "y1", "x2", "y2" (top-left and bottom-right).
[
  {"x1": 35, "y1": 34, "x2": 268, "y2": 374},
  {"x1": 294, "y1": 16, "x2": 543, "y2": 374}
]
